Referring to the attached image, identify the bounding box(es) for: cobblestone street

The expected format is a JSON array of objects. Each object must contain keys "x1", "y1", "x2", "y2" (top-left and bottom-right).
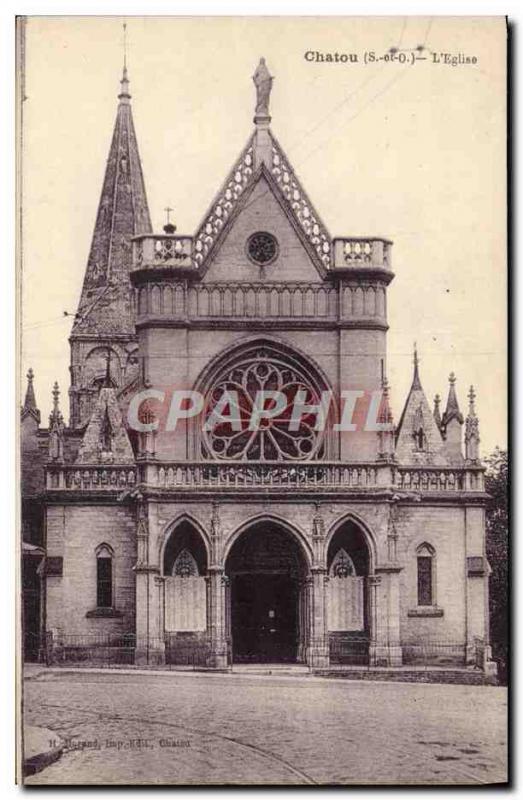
[{"x1": 23, "y1": 669, "x2": 507, "y2": 785}]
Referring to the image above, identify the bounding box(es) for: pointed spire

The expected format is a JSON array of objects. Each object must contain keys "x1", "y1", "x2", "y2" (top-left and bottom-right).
[
  {"x1": 71, "y1": 54, "x2": 152, "y2": 338},
  {"x1": 441, "y1": 371, "x2": 464, "y2": 428},
  {"x1": 379, "y1": 376, "x2": 394, "y2": 425},
  {"x1": 48, "y1": 381, "x2": 65, "y2": 461},
  {"x1": 433, "y1": 393, "x2": 442, "y2": 427},
  {"x1": 21, "y1": 367, "x2": 40, "y2": 424},
  {"x1": 441, "y1": 372, "x2": 464, "y2": 464},
  {"x1": 411, "y1": 343, "x2": 422, "y2": 390},
  {"x1": 465, "y1": 385, "x2": 480, "y2": 462},
  {"x1": 377, "y1": 375, "x2": 395, "y2": 461},
  {"x1": 395, "y1": 344, "x2": 448, "y2": 465}
]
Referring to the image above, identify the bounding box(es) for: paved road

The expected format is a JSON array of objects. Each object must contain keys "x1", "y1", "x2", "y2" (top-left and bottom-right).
[{"x1": 23, "y1": 670, "x2": 507, "y2": 785}]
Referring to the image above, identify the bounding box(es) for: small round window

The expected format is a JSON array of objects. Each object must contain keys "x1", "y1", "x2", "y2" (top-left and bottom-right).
[{"x1": 246, "y1": 231, "x2": 278, "y2": 265}]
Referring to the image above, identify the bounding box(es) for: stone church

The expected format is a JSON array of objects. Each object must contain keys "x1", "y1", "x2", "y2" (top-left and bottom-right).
[{"x1": 21, "y1": 59, "x2": 494, "y2": 674}]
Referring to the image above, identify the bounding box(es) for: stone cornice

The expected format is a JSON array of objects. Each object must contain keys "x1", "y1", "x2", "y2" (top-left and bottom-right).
[{"x1": 134, "y1": 318, "x2": 389, "y2": 333}]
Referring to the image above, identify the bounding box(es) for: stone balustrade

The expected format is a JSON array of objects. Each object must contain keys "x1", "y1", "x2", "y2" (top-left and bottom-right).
[
  {"x1": 132, "y1": 235, "x2": 393, "y2": 274},
  {"x1": 332, "y1": 237, "x2": 392, "y2": 270},
  {"x1": 47, "y1": 465, "x2": 137, "y2": 491},
  {"x1": 133, "y1": 235, "x2": 194, "y2": 270},
  {"x1": 392, "y1": 466, "x2": 485, "y2": 492},
  {"x1": 154, "y1": 462, "x2": 379, "y2": 490},
  {"x1": 46, "y1": 462, "x2": 484, "y2": 494}
]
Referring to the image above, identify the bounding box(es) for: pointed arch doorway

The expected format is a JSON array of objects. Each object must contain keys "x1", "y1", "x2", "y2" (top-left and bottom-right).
[{"x1": 225, "y1": 521, "x2": 309, "y2": 664}]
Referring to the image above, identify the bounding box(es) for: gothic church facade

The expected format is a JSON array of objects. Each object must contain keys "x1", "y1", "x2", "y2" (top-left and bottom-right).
[{"x1": 21, "y1": 60, "x2": 494, "y2": 673}]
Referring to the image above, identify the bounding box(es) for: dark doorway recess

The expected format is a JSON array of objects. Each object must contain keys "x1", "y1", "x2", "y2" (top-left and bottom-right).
[{"x1": 226, "y1": 522, "x2": 307, "y2": 664}]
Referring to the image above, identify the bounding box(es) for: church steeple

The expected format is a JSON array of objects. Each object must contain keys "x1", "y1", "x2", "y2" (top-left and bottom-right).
[
  {"x1": 71, "y1": 60, "x2": 152, "y2": 337},
  {"x1": 69, "y1": 51, "x2": 152, "y2": 427}
]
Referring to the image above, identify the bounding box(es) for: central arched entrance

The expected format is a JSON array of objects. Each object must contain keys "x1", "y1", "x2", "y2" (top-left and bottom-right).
[{"x1": 225, "y1": 521, "x2": 309, "y2": 664}]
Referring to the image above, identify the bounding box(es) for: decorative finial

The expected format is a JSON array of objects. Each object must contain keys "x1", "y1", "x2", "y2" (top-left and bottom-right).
[
  {"x1": 52, "y1": 381, "x2": 60, "y2": 413},
  {"x1": 118, "y1": 22, "x2": 131, "y2": 102},
  {"x1": 412, "y1": 343, "x2": 421, "y2": 390},
  {"x1": 163, "y1": 206, "x2": 176, "y2": 234},
  {"x1": 253, "y1": 57, "x2": 273, "y2": 125},
  {"x1": 49, "y1": 380, "x2": 63, "y2": 429},
  {"x1": 22, "y1": 367, "x2": 40, "y2": 423},
  {"x1": 465, "y1": 385, "x2": 480, "y2": 461},
  {"x1": 433, "y1": 393, "x2": 442, "y2": 427},
  {"x1": 449, "y1": 371, "x2": 456, "y2": 385}
]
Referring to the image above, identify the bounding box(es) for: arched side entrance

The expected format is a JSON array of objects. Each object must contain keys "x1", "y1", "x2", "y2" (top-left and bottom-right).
[
  {"x1": 162, "y1": 519, "x2": 209, "y2": 665},
  {"x1": 326, "y1": 520, "x2": 372, "y2": 665},
  {"x1": 225, "y1": 521, "x2": 309, "y2": 664}
]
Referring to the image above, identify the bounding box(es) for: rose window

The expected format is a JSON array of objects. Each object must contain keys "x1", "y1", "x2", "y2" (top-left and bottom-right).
[
  {"x1": 246, "y1": 231, "x2": 278, "y2": 265},
  {"x1": 202, "y1": 348, "x2": 326, "y2": 461}
]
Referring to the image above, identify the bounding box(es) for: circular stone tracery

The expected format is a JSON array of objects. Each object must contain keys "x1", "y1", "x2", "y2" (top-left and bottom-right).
[
  {"x1": 202, "y1": 347, "x2": 326, "y2": 461},
  {"x1": 246, "y1": 231, "x2": 278, "y2": 265}
]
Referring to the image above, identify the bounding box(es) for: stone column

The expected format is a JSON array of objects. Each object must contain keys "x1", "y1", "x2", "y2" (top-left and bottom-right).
[
  {"x1": 206, "y1": 567, "x2": 229, "y2": 669},
  {"x1": 385, "y1": 568, "x2": 402, "y2": 666},
  {"x1": 135, "y1": 567, "x2": 166, "y2": 665},
  {"x1": 134, "y1": 498, "x2": 165, "y2": 666},
  {"x1": 368, "y1": 569, "x2": 402, "y2": 667},
  {"x1": 368, "y1": 574, "x2": 382, "y2": 665},
  {"x1": 307, "y1": 568, "x2": 329, "y2": 668}
]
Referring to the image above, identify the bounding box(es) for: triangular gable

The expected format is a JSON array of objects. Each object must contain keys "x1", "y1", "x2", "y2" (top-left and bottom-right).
[
  {"x1": 76, "y1": 387, "x2": 134, "y2": 464},
  {"x1": 396, "y1": 384, "x2": 448, "y2": 466},
  {"x1": 269, "y1": 132, "x2": 331, "y2": 270},
  {"x1": 200, "y1": 168, "x2": 326, "y2": 282},
  {"x1": 193, "y1": 129, "x2": 331, "y2": 275},
  {"x1": 193, "y1": 134, "x2": 255, "y2": 269}
]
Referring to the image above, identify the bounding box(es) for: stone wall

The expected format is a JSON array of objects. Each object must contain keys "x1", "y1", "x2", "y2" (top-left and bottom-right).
[{"x1": 45, "y1": 504, "x2": 136, "y2": 638}]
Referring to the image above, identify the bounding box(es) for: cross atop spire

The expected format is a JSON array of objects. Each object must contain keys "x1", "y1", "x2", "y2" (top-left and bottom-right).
[{"x1": 118, "y1": 23, "x2": 131, "y2": 103}]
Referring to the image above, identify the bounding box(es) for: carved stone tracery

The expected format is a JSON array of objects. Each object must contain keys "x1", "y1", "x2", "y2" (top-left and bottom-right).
[{"x1": 202, "y1": 346, "x2": 327, "y2": 461}]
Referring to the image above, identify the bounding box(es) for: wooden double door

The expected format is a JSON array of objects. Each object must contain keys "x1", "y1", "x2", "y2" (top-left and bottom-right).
[{"x1": 230, "y1": 571, "x2": 299, "y2": 663}]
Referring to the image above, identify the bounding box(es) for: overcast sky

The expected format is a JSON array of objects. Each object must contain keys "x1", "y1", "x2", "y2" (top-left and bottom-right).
[{"x1": 21, "y1": 16, "x2": 506, "y2": 455}]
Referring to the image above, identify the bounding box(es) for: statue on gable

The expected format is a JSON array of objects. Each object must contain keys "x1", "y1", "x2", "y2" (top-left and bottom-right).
[{"x1": 253, "y1": 57, "x2": 273, "y2": 118}]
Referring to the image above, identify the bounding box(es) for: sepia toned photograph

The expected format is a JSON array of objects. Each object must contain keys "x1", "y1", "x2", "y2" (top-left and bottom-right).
[{"x1": 18, "y1": 15, "x2": 508, "y2": 785}]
